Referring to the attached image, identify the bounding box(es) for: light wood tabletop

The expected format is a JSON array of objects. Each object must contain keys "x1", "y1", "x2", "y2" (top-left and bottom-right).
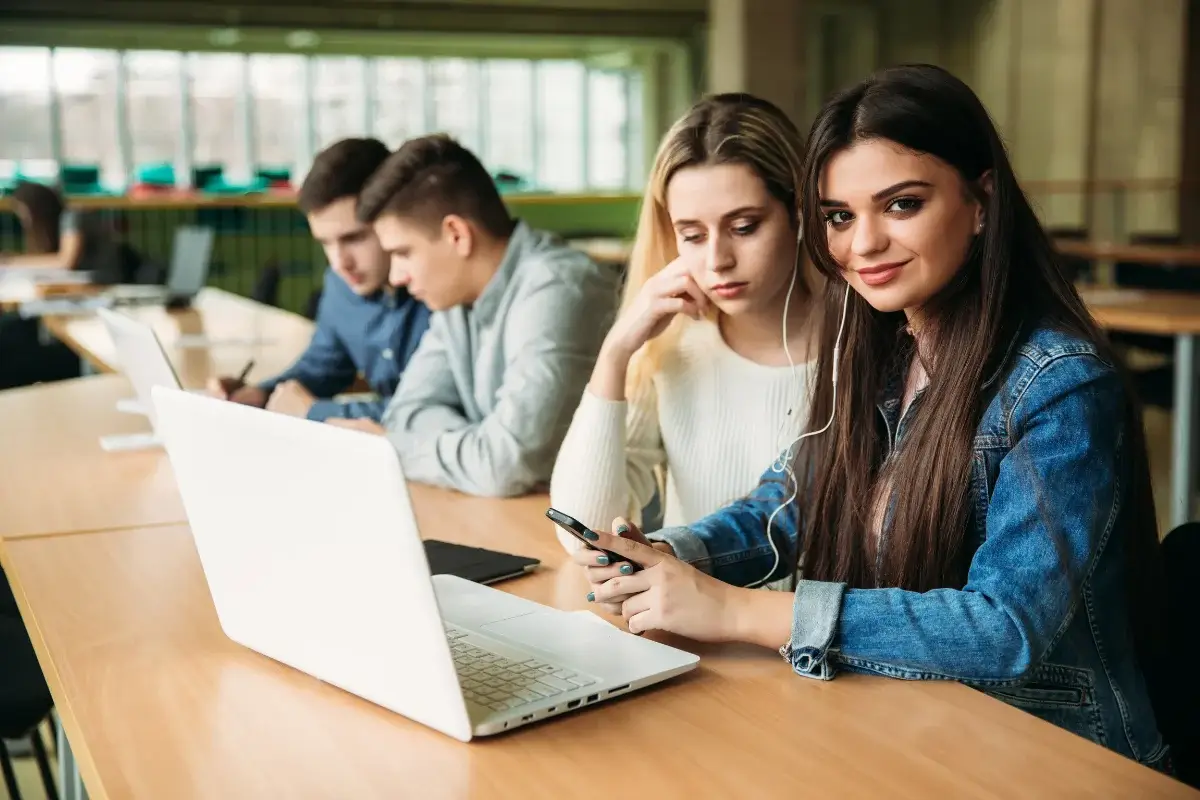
[
  {"x1": 40, "y1": 288, "x2": 314, "y2": 387},
  {"x1": 1081, "y1": 287, "x2": 1200, "y2": 336},
  {"x1": 1, "y1": 490, "x2": 1190, "y2": 799},
  {"x1": 568, "y1": 237, "x2": 632, "y2": 267},
  {"x1": 1057, "y1": 239, "x2": 1200, "y2": 267},
  {"x1": 0, "y1": 374, "x2": 186, "y2": 540}
]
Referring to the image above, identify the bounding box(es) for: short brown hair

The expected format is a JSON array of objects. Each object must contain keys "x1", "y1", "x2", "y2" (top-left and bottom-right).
[
  {"x1": 298, "y1": 138, "x2": 390, "y2": 214},
  {"x1": 356, "y1": 134, "x2": 513, "y2": 239}
]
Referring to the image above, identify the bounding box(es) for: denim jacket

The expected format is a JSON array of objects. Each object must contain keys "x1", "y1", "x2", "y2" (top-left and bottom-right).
[{"x1": 651, "y1": 324, "x2": 1168, "y2": 766}]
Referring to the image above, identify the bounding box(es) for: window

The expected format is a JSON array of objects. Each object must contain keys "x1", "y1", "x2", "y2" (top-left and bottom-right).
[
  {"x1": 535, "y1": 61, "x2": 585, "y2": 192},
  {"x1": 373, "y1": 58, "x2": 427, "y2": 148},
  {"x1": 250, "y1": 55, "x2": 305, "y2": 171},
  {"x1": 189, "y1": 53, "x2": 249, "y2": 183},
  {"x1": 313, "y1": 56, "x2": 368, "y2": 151},
  {"x1": 0, "y1": 47, "x2": 54, "y2": 165},
  {"x1": 430, "y1": 58, "x2": 481, "y2": 152},
  {"x1": 0, "y1": 48, "x2": 645, "y2": 193},
  {"x1": 55, "y1": 49, "x2": 122, "y2": 187},
  {"x1": 125, "y1": 51, "x2": 182, "y2": 173},
  {"x1": 482, "y1": 60, "x2": 535, "y2": 184},
  {"x1": 587, "y1": 70, "x2": 628, "y2": 191},
  {"x1": 625, "y1": 70, "x2": 646, "y2": 188}
]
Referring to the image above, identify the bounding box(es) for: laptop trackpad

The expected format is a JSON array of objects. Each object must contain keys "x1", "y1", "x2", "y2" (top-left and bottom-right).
[
  {"x1": 480, "y1": 611, "x2": 622, "y2": 662},
  {"x1": 434, "y1": 576, "x2": 538, "y2": 627}
]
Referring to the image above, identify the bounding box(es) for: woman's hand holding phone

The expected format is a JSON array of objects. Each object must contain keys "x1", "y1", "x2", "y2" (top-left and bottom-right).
[{"x1": 547, "y1": 509, "x2": 675, "y2": 616}]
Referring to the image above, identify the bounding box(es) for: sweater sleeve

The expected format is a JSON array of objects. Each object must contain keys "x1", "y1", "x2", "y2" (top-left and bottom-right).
[{"x1": 548, "y1": 377, "x2": 665, "y2": 552}]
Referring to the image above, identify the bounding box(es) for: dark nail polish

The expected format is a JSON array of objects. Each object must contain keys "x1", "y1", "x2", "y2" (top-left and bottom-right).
[
  {"x1": 586, "y1": 592, "x2": 595, "y2": 602},
  {"x1": 615, "y1": 523, "x2": 629, "y2": 535},
  {"x1": 596, "y1": 555, "x2": 610, "y2": 566},
  {"x1": 582, "y1": 529, "x2": 600, "y2": 541},
  {"x1": 619, "y1": 564, "x2": 634, "y2": 575}
]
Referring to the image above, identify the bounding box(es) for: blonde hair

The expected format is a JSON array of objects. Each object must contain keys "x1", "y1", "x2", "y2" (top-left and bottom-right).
[{"x1": 624, "y1": 93, "x2": 809, "y2": 392}]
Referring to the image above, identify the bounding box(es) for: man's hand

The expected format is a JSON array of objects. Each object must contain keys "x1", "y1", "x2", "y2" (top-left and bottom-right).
[
  {"x1": 326, "y1": 418, "x2": 386, "y2": 436},
  {"x1": 265, "y1": 380, "x2": 317, "y2": 418},
  {"x1": 206, "y1": 376, "x2": 268, "y2": 408}
]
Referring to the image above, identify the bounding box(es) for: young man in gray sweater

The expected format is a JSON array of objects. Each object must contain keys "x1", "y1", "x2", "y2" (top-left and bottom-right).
[{"x1": 328, "y1": 135, "x2": 621, "y2": 498}]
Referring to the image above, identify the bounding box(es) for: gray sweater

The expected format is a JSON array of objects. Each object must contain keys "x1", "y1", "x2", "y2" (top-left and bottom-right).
[{"x1": 381, "y1": 221, "x2": 622, "y2": 497}]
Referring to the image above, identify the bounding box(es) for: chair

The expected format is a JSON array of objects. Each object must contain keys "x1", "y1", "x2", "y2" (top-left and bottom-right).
[
  {"x1": 1156, "y1": 523, "x2": 1199, "y2": 786},
  {"x1": 0, "y1": 571, "x2": 58, "y2": 800},
  {"x1": 251, "y1": 262, "x2": 281, "y2": 308}
]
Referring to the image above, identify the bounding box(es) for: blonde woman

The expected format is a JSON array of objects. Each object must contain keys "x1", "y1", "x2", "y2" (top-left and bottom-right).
[{"x1": 550, "y1": 93, "x2": 818, "y2": 556}]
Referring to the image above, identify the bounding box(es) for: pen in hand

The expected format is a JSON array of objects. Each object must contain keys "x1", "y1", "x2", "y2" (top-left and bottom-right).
[{"x1": 235, "y1": 359, "x2": 255, "y2": 387}]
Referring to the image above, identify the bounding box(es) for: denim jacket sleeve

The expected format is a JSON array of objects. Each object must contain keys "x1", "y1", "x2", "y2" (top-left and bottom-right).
[
  {"x1": 656, "y1": 353, "x2": 1130, "y2": 688},
  {"x1": 306, "y1": 396, "x2": 387, "y2": 423},
  {"x1": 797, "y1": 353, "x2": 1127, "y2": 685},
  {"x1": 649, "y1": 464, "x2": 798, "y2": 585},
  {"x1": 259, "y1": 273, "x2": 357, "y2": 400}
]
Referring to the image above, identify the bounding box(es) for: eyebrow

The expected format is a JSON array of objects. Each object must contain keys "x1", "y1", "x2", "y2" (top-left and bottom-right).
[
  {"x1": 672, "y1": 205, "x2": 765, "y2": 226},
  {"x1": 819, "y1": 180, "x2": 934, "y2": 208}
]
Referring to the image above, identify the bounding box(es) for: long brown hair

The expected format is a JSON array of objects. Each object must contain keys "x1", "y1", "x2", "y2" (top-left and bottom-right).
[
  {"x1": 792, "y1": 65, "x2": 1165, "y2": 668},
  {"x1": 12, "y1": 181, "x2": 64, "y2": 254}
]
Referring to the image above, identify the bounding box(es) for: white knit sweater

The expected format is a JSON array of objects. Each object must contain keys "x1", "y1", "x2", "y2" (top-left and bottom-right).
[{"x1": 549, "y1": 319, "x2": 814, "y2": 553}]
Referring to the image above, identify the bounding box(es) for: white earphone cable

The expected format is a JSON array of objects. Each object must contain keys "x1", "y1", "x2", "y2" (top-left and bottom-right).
[{"x1": 749, "y1": 280, "x2": 850, "y2": 589}]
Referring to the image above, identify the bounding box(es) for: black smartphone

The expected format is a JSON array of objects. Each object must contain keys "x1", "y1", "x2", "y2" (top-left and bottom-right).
[{"x1": 545, "y1": 507, "x2": 641, "y2": 572}]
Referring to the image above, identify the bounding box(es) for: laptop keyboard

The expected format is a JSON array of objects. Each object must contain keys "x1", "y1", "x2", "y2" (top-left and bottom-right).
[{"x1": 445, "y1": 626, "x2": 597, "y2": 712}]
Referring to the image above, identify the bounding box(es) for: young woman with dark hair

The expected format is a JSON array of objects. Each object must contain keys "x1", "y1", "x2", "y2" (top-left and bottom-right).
[{"x1": 570, "y1": 64, "x2": 1171, "y2": 770}]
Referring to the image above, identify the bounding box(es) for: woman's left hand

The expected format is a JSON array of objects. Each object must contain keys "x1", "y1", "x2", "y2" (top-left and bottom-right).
[{"x1": 580, "y1": 520, "x2": 742, "y2": 642}]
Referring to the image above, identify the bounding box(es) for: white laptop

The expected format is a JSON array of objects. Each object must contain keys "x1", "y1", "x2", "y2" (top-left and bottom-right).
[
  {"x1": 97, "y1": 307, "x2": 186, "y2": 450},
  {"x1": 108, "y1": 225, "x2": 214, "y2": 306},
  {"x1": 150, "y1": 386, "x2": 699, "y2": 742}
]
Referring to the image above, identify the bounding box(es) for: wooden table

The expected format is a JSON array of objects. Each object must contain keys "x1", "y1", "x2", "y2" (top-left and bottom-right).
[
  {"x1": 0, "y1": 375, "x2": 185, "y2": 540},
  {"x1": 0, "y1": 270, "x2": 97, "y2": 311},
  {"x1": 1083, "y1": 287, "x2": 1200, "y2": 526},
  {"x1": 41, "y1": 288, "x2": 314, "y2": 387},
  {"x1": 568, "y1": 237, "x2": 632, "y2": 268},
  {"x1": 1, "y1": 493, "x2": 1191, "y2": 799},
  {"x1": 1057, "y1": 239, "x2": 1200, "y2": 267}
]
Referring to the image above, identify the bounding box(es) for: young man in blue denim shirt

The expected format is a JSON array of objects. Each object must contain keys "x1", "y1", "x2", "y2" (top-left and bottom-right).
[{"x1": 208, "y1": 138, "x2": 431, "y2": 421}]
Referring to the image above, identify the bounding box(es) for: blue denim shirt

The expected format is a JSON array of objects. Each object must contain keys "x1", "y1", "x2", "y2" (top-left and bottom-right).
[
  {"x1": 260, "y1": 268, "x2": 431, "y2": 421},
  {"x1": 651, "y1": 324, "x2": 1168, "y2": 767}
]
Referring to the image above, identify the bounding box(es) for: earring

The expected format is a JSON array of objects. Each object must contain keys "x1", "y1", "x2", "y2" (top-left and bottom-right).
[{"x1": 976, "y1": 219, "x2": 984, "y2": 234}]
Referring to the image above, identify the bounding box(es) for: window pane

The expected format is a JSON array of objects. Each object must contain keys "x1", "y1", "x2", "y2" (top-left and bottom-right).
[
  {"x1": 55, "y1": 49, "x2": 122, "y2": 187},
  {"x1": 587, "y1": 70, "x2": 627, "y2": 190},
  {"x1": 126, "y1": 51, "x2": 182, "y2": 172},
  {"x1": 374, "y1": 57, "x2": 427, "y2": 148},
  {"x1": 189, "y1": 53, "x2": 249, "y2": 181},
  {"x1": 250, "y1": 55, "x2": 304, "y2": 170},
  {"x1": 314, "y1": 56, "x2": 367, "y2": 149},
  {"x1": 483, "y1": 60, "x2": 534, "y2": 183},
  {"x1": 626, "y1": 70, "x2": 646, "y2": 188},
  {"x1": 430, "y1": 58, "x2": 480, "y2": 152},
  {"x1": 0, "y1": 47, "x2": 53, "y2": 163},
  {"x1": 536, "y1": 61, "x2": 584, "y2": 192}
]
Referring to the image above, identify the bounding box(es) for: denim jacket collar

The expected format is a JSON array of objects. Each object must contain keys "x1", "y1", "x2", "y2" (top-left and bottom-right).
[{"x1": 875, "y1": 322, "x2": 1026, "y2": 443}]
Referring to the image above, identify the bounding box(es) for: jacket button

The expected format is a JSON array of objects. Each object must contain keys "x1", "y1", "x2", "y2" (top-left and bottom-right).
[{"x1": 382, "y1": 348, "x2": 394, "y2": 361}]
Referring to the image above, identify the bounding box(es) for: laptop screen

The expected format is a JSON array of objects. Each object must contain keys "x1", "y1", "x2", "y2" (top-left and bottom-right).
[{"x1": 166, "y1": 226, "x2": 215, "y2": 297}]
